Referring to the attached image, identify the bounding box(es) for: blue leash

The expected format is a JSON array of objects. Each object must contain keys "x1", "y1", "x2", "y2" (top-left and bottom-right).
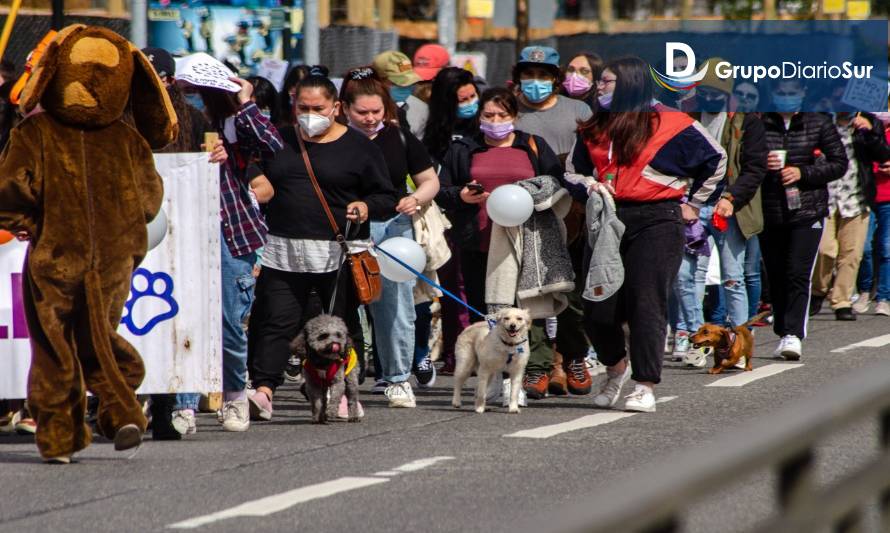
[{"x1": 373, "y1": 243, "x2": 494, "y2": 327}]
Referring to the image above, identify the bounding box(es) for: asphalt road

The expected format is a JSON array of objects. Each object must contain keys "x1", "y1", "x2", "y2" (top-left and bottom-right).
[{"x1": 2, "y1": 307, "x2": 889, "y2": 533}]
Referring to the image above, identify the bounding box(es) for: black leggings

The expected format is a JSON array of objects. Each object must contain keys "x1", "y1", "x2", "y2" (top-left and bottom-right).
[{"x1": 247, "y1": 267, "x2": 362, "y2": 392}]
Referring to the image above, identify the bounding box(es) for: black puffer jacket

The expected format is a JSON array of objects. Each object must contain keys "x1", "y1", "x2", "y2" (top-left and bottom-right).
[{"x1": 761, "y1": 112, "x2": 847, "y2": 226}]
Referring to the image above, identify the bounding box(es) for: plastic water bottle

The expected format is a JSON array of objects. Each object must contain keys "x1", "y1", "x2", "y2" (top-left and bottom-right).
[{"x1": 785, "y1": 186, "x2": 801, "y2": 211}]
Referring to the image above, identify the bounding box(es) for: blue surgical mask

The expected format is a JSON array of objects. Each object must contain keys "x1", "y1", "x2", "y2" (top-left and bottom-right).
[
  {"x1": 456, "y1": 98, "x2": 479, "y2": 119},
  {"x1": 390, "y1": 85, "x2": 414, "y2": 104},
  {"x1": 773, "y1": 94, "x2": 804, "y2": 113},
  {"x1": 520, "y1": 79, "x2": 553, "y2": 104},
  {"x1": 186, "y1": 92, "x2": 205, "y2": 111}
]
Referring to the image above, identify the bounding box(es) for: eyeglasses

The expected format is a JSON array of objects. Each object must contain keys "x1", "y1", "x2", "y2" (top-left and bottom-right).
[
  {"x1": 733, "y1": 90, "x2": 758, "y2": 101},
  {"x1": 597, "y1": 77, "x2": 617, "y2": 87}
]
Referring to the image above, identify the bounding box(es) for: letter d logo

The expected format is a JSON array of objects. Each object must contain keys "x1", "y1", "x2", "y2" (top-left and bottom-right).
[{"x1": 666, "y1": 42, "x2": 695, "y2": 78}]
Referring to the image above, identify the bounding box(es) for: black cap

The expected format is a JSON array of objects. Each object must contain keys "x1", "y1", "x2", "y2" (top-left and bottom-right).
[{"x1": 142, "y1": 47, "x2": 175, "y2": 79}]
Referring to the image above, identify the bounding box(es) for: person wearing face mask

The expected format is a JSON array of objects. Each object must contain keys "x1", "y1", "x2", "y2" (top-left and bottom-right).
[
  {"x1": 437, "y1": 87, "x2": 564, "y2": 404},
  {"x1": 279, "y1": 65, "x2": 329, "y2": 127},
  {"x1": 561, "y1": 52, "x2": 603, "y2": 109},
  {"x1": 667, "y1": 59, "x2": 767, "y2": 368},
  {"x1": 246, "y1": 75, "x2": 282, "y2": 126},
  {"x1": 246, "y1": 75, "x2": 396, "y2": 420},
  {"x1": 373, "y1": 50, "x2": 429, "y2": 141},
  {"x1": 811, "y1": 110, "x2": 890, "y2": 321},
  {"x1": 568, "y1": 56, "x2": 727, "y2": 413},
  {"x1": 339, "y1": 67, "x2": 440, "y2": 407},
  {"x1": 759, "y1": 80, "x2": 847, "y2": 360},
  {"x1": 513, "y1": 46, "x2": 592, "y2": 162},
  {"x1": 175, "y1": 53, "x2": 285, "y2": 432},
  {"x1": 731, "y1": 81, "x2": 764, "y2": 114}
]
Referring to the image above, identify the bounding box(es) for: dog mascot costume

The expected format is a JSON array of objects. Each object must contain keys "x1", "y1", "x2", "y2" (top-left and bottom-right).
[{"x1": 0, "y1": 25, "x2": 177, "y2": 461}]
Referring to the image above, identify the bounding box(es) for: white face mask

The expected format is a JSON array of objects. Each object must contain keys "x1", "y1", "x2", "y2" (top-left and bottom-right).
[{"x1": 298, "y1": 109, "x2": 334, "y2": 137}]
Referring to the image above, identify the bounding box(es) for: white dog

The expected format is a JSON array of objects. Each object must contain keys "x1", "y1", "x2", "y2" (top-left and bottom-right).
[{"x1": 452, "y1": 308, "x2": 532, "y2": 414}]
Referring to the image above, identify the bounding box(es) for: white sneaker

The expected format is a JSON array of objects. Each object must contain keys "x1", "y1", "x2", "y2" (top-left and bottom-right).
[
  {"x1": 221, "y1": 398, "x2": 250, "y2": 432},
  {"x1": 683, "y1": 346, "x2": 708, "y2": 368},
  {"x1": 171, "y1": 409, "x2": 197, "y2": 435},
  {"x1": 586, "y1": 357, "x2": 607, "y2": 377},
  {"x1": 853, "y1": 292, "x2": 872, "y2": 314},
  {"x1": 734, "y1": 356, "x2": 747, "y2": 370},
  {"x1": 671, "y1": 332, "x2": 690, "y2": 362},
  {"x1": 773, "y1": 335, "x2": 802, "y2": 361},
  {"x1": 664, "y1": 330, "x2": 674, "y2": 355},
  {"x1": 499, "y1": 378, "x2": 528, "y2": 408},
  {"x1": 624, "y1": 384, "x2": 656, "y2": 413},
  {"x1": 593, "y1": 364, "x2": 631, "y2": 408},
  {"x1": 876, "y1": 301, "x2": 890, "y2": 316},
  {"x1": 385, "y1": 382, "x2": 416, "y2": 408}
]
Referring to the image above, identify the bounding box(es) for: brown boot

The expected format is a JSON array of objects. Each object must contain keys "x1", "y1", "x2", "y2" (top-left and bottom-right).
[{"x1": 548, "y1": 349, "x2": 568, "y2": 396}]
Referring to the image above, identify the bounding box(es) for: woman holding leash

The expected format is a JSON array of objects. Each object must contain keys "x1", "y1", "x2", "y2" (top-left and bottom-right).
[
  {"x1": 340, "y1": 67, "x2": 440, "y2": 408},
  {"x1": 246, "y1": 74, "x2": 397, "y2": 421},
  {"x1": 570, "y1": 56, "x2": 727, "y2": 412}
]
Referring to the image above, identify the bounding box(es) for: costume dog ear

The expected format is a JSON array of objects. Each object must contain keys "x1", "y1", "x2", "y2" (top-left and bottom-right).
[
  {"x1": 129, "y1": 45, "x2": 179, "y2": 150},
  {"x1": 18, "y1": 24, "x2": 85, "y2": 113}
]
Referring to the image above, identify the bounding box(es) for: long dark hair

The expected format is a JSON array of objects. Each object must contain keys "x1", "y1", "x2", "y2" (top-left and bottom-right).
[
  {"x1": 199, "y1": 88, "x2": 240, "y2": 126},
  {"x1": 579, "y1": 56, "x2": 659, "y2": 166},
  {"x1": 339, "y1": 67, "x2": 399, "y2": 124},
  {"x1": 246, "y1": 75, "x2": 282, "y2": 126},
  {"x1": 159, "y1": 83, "x2": 198, "y2": 152},
  {"x1": 423, "y1": 67, "x2": 478, "y2": 161}
]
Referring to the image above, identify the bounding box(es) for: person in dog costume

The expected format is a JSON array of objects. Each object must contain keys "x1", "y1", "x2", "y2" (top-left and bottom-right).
[{"x1": 0, "y1": 25, "x2": 178, "y2": 463}]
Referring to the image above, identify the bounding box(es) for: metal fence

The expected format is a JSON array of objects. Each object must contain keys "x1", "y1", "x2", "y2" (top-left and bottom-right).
[{"x1": 553, "y1": 360, "x2": 890, "y2": 533}]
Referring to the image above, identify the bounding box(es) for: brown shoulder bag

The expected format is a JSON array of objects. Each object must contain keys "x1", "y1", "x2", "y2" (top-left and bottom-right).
[{"x1": 295, "y1": 128, "x2": 382, "y2": 306}]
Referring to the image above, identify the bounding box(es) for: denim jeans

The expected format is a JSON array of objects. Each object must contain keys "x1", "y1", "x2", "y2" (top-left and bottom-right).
[
  {"x1": 858, "y1": 211, "x2": 877, "y2": 293},
  {"x1": 711, "y1": 216, "x2": 751, "y2": 326},
  {"x1": 744, "y1": 235, "x2": 762, "y2": 319},
  {"x1": 670, "y1": 250, "x2": 708, "y2": 333},
  {"x1": 175, "y1": 393, "x2": 200, "y2": 410},
  {"x1": 874, "y1": 203, "x2": 890, "y2": 302},
  {"x1": 369, "y1": 214, "x2": 416, "y2": 384},
  {"x1": 221, "y1": 234, "x2": 257, "y2": 392}
]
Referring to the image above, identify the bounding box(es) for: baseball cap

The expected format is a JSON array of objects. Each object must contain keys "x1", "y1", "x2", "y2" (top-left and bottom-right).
[
  {"x1": 373, "y1": 51, "x2": 422, "y2": 87},
  {"x1": 142, "y1": 47, "x2": 176, "y2": 79},
  {"x1": 517, "y1": 46, "x2": 560, "y2": 74},
  {"x1": 413, "y1": 44, "x2": 450, "y2": 81}
]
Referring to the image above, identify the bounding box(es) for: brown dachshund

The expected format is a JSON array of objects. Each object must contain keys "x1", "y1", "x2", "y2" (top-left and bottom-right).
[{"x1": 689, "y1": 312, "x2": 770, "y2": 375}]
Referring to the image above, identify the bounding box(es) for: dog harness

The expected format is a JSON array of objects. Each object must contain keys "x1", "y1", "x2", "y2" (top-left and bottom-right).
[
  {"x1": 302, "y1": 348, "x2": 358, "y2": 387},
  {"x1": 499, "y1": 336, "x2": 529, "y2": 365}
]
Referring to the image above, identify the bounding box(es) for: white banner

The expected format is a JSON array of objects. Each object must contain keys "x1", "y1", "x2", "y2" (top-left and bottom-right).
[{"x1": 0, "y1": 153, "x2": 222, "y2": 398}]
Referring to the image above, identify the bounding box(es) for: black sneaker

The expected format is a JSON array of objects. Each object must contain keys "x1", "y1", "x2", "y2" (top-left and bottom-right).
[
  {"x1": 835, "y1": 307, "x2": 856, "y2": 321},
  {"x1": 809, "y1": 295, "x2": 825, "y2": 317},
  {"x1": 283, "y1": 355, "x2": 302, "y2": 383},
  {"x1": 413, "y1": 355, "x2": 437, "y2": 388},
  {"x1": 372, "y1": 380, "x2": 390, "y2": 395}
]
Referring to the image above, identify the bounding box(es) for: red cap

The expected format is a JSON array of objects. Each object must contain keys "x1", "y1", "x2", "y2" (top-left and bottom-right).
[{"x1": 413, "y1": 44, "x2": 450, "y2": 81}]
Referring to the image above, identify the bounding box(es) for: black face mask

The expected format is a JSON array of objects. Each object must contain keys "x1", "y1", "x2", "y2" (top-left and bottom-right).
[{"x1": 699, "y1": 96, "x2": 726, "y2": 113}]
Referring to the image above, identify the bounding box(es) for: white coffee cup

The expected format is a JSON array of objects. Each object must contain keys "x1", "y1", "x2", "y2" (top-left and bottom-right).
[{"x1": 769, "y1": 149, "x2": 787, "y2": 168}]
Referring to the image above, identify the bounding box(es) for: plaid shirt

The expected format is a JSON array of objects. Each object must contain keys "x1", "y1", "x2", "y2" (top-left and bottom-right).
[{"x1": 217, "y1": 102, "x2": 284, "y2": 257}]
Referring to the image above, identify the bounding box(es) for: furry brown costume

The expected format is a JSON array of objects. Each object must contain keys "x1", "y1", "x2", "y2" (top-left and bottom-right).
[{"x1": 0, "y1": 25, "x2": 177, "y2": 460}]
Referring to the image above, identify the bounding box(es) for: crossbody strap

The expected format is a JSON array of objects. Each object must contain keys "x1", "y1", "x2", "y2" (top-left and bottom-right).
[{"x1": 295, "y1": 126, "x2": 348, "y2": 251}]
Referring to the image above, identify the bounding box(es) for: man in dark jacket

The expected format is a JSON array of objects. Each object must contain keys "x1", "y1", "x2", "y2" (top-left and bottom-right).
[
  {"x1": 812, "y1": 111, "x2": 890, "y2": 321},
  {"x1": 760, "y1": 80, "x2": 848, "y2": 360}
]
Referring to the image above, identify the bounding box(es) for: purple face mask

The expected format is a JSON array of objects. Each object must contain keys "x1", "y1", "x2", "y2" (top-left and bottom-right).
[
  {"x1": 480, "y1": 120, "x2": 514, "y2": 140},
  {"x1": 562, "y1": 73, "x2": 593, "y2": 96}
]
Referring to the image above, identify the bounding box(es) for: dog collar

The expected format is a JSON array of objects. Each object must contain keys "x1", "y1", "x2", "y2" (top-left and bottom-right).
[
  {"x1": 500, "y1": 335, "x2": 528, "y2": 347},
  {"x1": 303, "y1": 350, "x2": 357, "y2": 387},
  {"x1": 500, "y1": 335, "x2": 528, "y2": 365}
]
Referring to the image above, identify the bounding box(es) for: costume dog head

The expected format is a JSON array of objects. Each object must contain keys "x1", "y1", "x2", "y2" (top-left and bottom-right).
[{"x1": 19, "y1": 24, "x2": 177, "y2": 149}]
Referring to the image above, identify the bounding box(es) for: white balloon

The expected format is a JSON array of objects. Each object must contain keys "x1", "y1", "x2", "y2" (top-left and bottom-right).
[
  {"x1": 376, "y1": 236, "x2": 426, "y2": 282},
  {"x1": 147, "y1": 208, "x2": 168, "y2": 251},
  {"x1": 486, "y1": 184, "x2": 534, "y2": 227}
]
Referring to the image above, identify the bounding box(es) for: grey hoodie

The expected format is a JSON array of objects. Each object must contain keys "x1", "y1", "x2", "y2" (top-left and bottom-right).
[{"x1": 583, "y1": 189, "x2": 625, "y2": 302}]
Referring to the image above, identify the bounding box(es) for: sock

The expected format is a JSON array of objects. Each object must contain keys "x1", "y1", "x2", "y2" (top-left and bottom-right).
[{"x1": 224, "y1": 390, "x2": 246, "y2": 402}]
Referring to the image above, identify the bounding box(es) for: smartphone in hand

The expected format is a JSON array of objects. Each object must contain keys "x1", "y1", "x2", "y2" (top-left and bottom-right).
[{"x1": 467, "y1": 183, "x2": 485, "y2": 195}]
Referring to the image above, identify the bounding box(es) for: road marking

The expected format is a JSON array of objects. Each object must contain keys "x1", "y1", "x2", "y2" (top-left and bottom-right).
[
  {"x1": 706, "y1": 364, "x2": 803, "y2": 387},
  {"x1": 167, "y1": 477, "x2": 387, "y2": 529},
  {"x1": 167, "y1": 456, "x2": 455, "y2": 529},
  {"x1": 504, "y1": 397, "x2": 677, "y2": 439},
  {"x1": 831, "y1": 334, "x2": 890, "y2": 353}
]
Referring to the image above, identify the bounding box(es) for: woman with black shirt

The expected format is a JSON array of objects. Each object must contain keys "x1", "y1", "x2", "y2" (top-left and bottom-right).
[
  {"x1": 246, "y1": 75, "x2": 397, "y2": 419},
  {"x1": 340, "y1": 67, "x2": 440, "y2": 408}
]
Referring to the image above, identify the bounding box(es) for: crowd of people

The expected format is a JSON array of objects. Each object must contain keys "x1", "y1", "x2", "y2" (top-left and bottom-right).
[{"x1": 2, "y1": 37, "x2": 890, "y2": 442}]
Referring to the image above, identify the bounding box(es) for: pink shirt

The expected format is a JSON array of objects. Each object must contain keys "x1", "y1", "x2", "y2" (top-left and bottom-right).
[
  {"x1": 469, "y1": 146, "x2": 536, "y2": 251},
  {"x1": 875, "y1": 129, "x2": 890, "y2": 204}
]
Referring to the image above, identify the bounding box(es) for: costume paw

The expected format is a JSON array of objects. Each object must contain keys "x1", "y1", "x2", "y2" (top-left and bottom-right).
[{"x1": 122, "y1": 268, "x2": 179, "y2": 336}]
